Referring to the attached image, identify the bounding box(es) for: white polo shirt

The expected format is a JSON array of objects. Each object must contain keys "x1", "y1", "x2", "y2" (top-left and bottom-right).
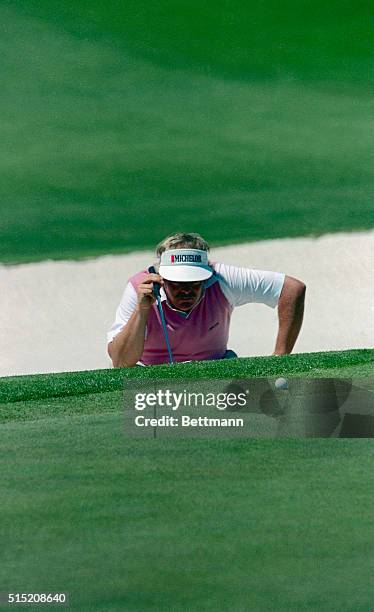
[{"x1": 107, "y1": 262, "x2": 285, "y2": 344}]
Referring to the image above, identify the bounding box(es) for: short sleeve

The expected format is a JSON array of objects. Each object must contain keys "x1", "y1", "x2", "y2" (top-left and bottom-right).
[
  {"x1": 107, "y1": 282, "x2": 138, "y2": 343},
  {"x1": 213, "y1": 262, "x2": 285, "y2": 308}
]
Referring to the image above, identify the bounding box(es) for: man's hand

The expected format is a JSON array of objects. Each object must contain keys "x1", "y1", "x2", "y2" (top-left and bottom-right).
[
  {"x1": 137, "y1": 273, "x2": 164, "y2": 310},
  {"x1": 108, "y1": 273, "x2": 164, "y2": 368},
  {"x1": 273, "y1": 276, "x2": 306, "y2": 355}
]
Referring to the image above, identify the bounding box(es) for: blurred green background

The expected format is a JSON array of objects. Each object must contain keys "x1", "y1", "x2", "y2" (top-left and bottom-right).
[{"x1": 1, "y1": 1, "x2": 373, "y2": 262}]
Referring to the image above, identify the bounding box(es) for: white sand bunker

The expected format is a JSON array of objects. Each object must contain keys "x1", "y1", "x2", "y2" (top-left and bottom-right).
[{"x1": 1, "y1": 230, "x2": 373, "y2": 377}]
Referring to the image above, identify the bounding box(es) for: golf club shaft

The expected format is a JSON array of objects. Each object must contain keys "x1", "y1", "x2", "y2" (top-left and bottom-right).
[
  {"x1": 156, "y1": 294, "x2": 173, "y2": 364},
  {"x1": 148, "y1": 266, "x2": 173, "y2": 364}
]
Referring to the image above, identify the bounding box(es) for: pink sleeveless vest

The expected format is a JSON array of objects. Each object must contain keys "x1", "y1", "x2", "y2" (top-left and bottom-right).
[{"x1": 130, "y1": 270, "x2": 234, "y2": 365}]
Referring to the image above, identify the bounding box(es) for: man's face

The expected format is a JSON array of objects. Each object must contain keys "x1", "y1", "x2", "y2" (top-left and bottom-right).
[{"x1": 163, "y1": 279, "x2": 204, "y2": 311}]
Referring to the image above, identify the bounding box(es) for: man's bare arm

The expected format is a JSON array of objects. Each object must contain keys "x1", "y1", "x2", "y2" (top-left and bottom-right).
[
  {"x1": 272, "y1": 275, "x2": 306, "y2": 355},
  {"x1": 108, "y1": 307, "x2": 150, "y2": 367},
  {"x1": 108, "y1": 273, "x2": 163, "y2": 367}
]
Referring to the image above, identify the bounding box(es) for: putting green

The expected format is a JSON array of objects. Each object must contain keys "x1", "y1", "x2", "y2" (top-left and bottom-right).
[
  {"x1": 2, "y1": 352, "x2": 374, "y2": 608},
  {"x1": 1, "y1": 2, "x2": 373, "y2": 262},
  {"x1": 2, "y1": 413, "x2": 374, "y2": 610},
  {"x1": 2, "y1": 349, "x2": 374, "y2": 407}
]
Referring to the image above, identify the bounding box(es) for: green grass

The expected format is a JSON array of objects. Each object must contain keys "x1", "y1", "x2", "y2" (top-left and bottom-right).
[
  {"x1": 2, "y1": 351, "x2": 374, "y2": 609},
  {"x1": 2, "y1": 349, "x2": 374, "y2": 407},
  {"x1": 13, "y1": 0, "x2": 374, "y2": 85},
  {"x1": 2, "y1": 415, "x2": 374, "y2": 610},
  {"x1": 1, "y1": 2, "x2": 374, "y2": 262}
]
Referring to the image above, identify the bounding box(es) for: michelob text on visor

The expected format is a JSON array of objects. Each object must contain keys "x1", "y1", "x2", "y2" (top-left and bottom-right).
[{"x1": 158, "y1": 249, "x2": 213, "y2": 282}]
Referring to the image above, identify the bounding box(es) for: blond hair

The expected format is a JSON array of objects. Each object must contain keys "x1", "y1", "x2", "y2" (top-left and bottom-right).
[{"x1": 156, "y1": 232, "x2": 210, "y2": 257}]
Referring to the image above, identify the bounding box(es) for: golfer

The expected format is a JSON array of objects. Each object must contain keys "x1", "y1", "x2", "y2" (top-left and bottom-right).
[{"x1": 107, "y1": 232, "x2": 306, "y2": 366}]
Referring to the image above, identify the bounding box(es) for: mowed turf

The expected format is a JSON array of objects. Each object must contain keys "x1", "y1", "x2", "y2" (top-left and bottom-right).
[
  {"x1": 2, "y1": 351, "x2": 374, "y2": 609},
  {"x1": 3, "y1": 417, "x2": 374, "y2": 610},
  {"x1": 2, "y1": 349, "x2": 374, "y2": 409},
  {"x1": 1, "y1": 2, "x2": 374, "y2": 262}
]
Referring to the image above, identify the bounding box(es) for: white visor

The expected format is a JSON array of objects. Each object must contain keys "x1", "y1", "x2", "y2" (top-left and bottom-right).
[{"x1": 158, "y1": 249, "x2": 213, "y2": 282}]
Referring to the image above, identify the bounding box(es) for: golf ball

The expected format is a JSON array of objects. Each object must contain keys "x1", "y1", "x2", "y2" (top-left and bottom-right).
[{"x1": 275, "y1": 377, "x2": 288, "y2": 390}]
